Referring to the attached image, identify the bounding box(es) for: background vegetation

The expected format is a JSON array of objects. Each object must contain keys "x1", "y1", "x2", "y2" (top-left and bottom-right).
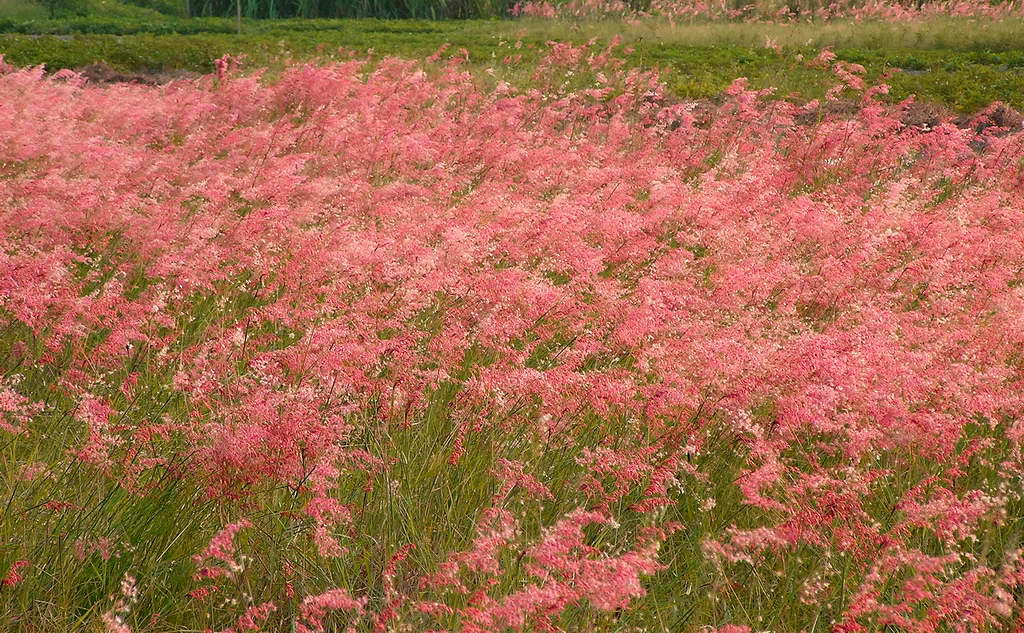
[
  {"x1": 1, "y1": 0, "x2": 522, "y2": 18},
  {"x1": 1, "y1": 1, "x2": 1024, "y2": 112}
]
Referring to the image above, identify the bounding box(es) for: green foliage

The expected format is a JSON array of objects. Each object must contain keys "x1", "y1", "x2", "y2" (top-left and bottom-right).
[
  {"x1": 0, "y1": 0, "x2": 49, "y2": 20},
  {"x1": 36, "y1": 0, "x2": 88, "y2": 18},
  {"x1": 184, "y1": 0, "x2": 519, "y2": 19},
  {"x1": 121, "y1": 0, "x2": 187, "y2": 17}
]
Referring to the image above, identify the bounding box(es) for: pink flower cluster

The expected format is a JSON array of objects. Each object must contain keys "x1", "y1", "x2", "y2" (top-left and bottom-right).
[{"x1": 2, "y1": 42, "x2": 1024, "y2": 631}]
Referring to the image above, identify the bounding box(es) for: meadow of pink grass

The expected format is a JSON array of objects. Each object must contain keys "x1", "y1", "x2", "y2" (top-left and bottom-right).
[
  {"x1": 2, "y1": 42, "x2": 1024, "y2": 632},
  {"x1": 512, "y1": 0, "x2": 1024, "y2": 21}
]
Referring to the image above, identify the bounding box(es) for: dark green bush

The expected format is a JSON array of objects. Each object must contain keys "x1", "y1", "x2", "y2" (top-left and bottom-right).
[
  {"x1": 37, "y1": 0, "x2": 89, "y2": 18},
  {"x1": 123, "y1": 0, "x2": 188, "y2": 16}
]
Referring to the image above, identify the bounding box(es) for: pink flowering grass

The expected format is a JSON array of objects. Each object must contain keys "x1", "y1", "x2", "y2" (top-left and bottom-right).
[
  {"x1": 512, "y1": 0, "x2": 1024, "y2": 21},
  {"x1": 1, "y1": 42, "x2": 1024, "y2": 632}
]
